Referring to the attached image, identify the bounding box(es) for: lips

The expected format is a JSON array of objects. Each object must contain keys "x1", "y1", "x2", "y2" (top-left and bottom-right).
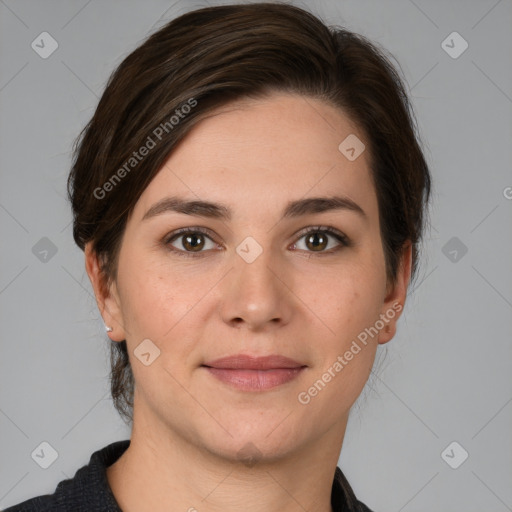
[
  {"x1": 201, "y1": 354, "x2": 307, "y2": 391},
  {"x1": 202, "y1": 354, "x2": 305, "y2": 370}
]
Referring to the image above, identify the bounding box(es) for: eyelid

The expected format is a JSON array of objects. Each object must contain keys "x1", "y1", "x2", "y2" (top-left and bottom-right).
[
  {"x1": 292, "y1": 225, "x2": 351, "y2": 246},
  {"x1": 163, "y1": 226, "x2": 221, "y2": 253}
]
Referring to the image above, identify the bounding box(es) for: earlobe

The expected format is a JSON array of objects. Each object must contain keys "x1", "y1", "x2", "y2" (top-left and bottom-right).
[{"x1": 378, "y1": 242, "x2": 412, "y2": 345}]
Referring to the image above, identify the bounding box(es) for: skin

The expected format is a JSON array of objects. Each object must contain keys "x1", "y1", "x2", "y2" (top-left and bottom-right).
[{"x1": 85, "y1": 92, "x2": 411, "y2": 512}]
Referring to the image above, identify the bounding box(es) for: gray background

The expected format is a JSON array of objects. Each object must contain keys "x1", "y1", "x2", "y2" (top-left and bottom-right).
[{"x1": 1, "y1": 0, "x2": 511, "y2": 510}]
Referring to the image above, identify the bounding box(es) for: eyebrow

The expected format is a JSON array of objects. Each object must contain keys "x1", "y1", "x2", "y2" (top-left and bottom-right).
[{"x1": 141, "y1": 195, "x2": 367, "y2": 222}]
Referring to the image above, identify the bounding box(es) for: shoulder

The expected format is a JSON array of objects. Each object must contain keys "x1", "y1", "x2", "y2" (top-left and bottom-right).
[
  {"x1": 2, "y1": 494, "x2": 55, "y2": 512},
  {"x1": 356, "y1": 501, "x2": 375, "y2": 512},
  {"x1": 2, "y1": 440, "x2": 130, "y2": 512},
  {"x1": 332, "y1": 466, "x2": 376, "y2": 512}
]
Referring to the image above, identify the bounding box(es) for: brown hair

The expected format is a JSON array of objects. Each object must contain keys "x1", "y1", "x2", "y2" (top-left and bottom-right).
[{"x1": 67, "y1": 2, "x2": 431, "y2": 437}]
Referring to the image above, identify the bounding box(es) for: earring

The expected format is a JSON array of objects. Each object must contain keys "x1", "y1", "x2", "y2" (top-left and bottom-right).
[{"x1": 105, "y1": 325, "x2": 113, "y2": 333}]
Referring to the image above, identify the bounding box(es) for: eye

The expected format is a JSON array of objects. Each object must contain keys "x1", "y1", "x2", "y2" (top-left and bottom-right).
[
  {"x1": 164, "y1": 227, "x2": 219, "y2": 257},
  {"x1": 163, "y1": 225, "x2": 351, "y2": 258},
  {"x1": 291, "y1": 226, "x2": 351, "y2": 255}
]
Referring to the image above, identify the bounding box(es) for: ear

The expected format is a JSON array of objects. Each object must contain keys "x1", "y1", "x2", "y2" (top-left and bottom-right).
[
  {"x1": 84, "y1": 242, "x2": 127, "y2": 342},
  {"x1": 377, "y1": 242, "x2": 412, "y2": 345}
]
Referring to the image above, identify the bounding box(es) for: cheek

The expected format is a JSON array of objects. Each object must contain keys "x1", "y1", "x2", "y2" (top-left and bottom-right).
[
  {"x1": 305, "y1": 264, "x2": 384, "y2": 340},
  {"x1": 119, "y1": 265, "x2": 201, "y2": 391},
  {"x1": 117, "y1": 251, "x2": 200, "y2": 341},
  {"x1": 298, "y1": 282, "x2": 381, "y2": 413}
]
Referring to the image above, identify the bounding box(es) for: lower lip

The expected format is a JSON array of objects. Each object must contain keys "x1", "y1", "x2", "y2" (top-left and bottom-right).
[{"x1": 203, "y1": 367, "x2": 305, "y2": 391}]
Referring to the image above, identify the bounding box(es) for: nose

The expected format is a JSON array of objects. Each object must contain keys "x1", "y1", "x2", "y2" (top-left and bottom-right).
[{"x1": 219, "y1": 243, "x2": 293, "y2": 331}]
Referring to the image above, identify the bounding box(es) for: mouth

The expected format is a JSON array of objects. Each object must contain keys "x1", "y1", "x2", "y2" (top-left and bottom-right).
[
  {"x1": 202, "y1": 354, "x2": 305, "y2": 370},
  {"x1": 201, "y1": 354, "x2": 307, "y2": 391}
]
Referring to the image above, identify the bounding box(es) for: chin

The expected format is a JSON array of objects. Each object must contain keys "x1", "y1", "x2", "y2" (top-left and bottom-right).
[{"x1": 195, "y1": 416, "x2": 306, "y2": 466}]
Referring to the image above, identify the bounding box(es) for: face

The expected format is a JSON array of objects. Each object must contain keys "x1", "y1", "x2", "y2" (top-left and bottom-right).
[{"x1": 86, "y1": 92, "x2": 410, "y2": 463}]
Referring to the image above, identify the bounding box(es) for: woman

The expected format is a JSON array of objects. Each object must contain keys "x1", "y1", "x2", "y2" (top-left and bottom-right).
[{"x1": 5, "y1": 2, "x2": 431, "y2": 511}]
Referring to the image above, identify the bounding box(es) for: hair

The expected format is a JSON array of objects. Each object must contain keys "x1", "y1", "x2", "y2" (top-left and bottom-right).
[{"x1": 67, "y1": 1, "x2": 431, "y2": 445}]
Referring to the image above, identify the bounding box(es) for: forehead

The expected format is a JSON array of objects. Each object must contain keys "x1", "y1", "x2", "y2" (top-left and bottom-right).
[{"x1": 132, "y1": 93, "x2": 377, "y2": 222}]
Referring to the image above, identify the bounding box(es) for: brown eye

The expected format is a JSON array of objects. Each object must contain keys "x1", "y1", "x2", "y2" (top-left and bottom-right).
[
  {"x1": 305, "y1": 232, "x2": 328, "y2": 251},
  {"x1": 181, "y1": 233, "x2": 205, "y2": 252},
  {"x1": 165, "y1": 228, "x2": 218, "y2": 256},
  {"x1": 293, "y1": 227, "x2": 350, "y2": 255}
]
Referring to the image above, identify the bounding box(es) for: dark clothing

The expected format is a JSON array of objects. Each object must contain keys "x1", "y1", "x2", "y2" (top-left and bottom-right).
[{"x1": 4, "y1": 440, "x2": 374, "y2": 511}]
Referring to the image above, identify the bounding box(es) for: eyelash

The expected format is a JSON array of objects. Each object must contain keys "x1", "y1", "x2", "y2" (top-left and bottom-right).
[{"x1": 162, "y1": 225, "x2": 352, "y2": 258}]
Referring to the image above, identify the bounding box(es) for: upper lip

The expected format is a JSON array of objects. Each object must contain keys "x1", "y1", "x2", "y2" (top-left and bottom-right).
[{"x1": 202, "y1": 354, "x2": 306, "y2": 370}]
